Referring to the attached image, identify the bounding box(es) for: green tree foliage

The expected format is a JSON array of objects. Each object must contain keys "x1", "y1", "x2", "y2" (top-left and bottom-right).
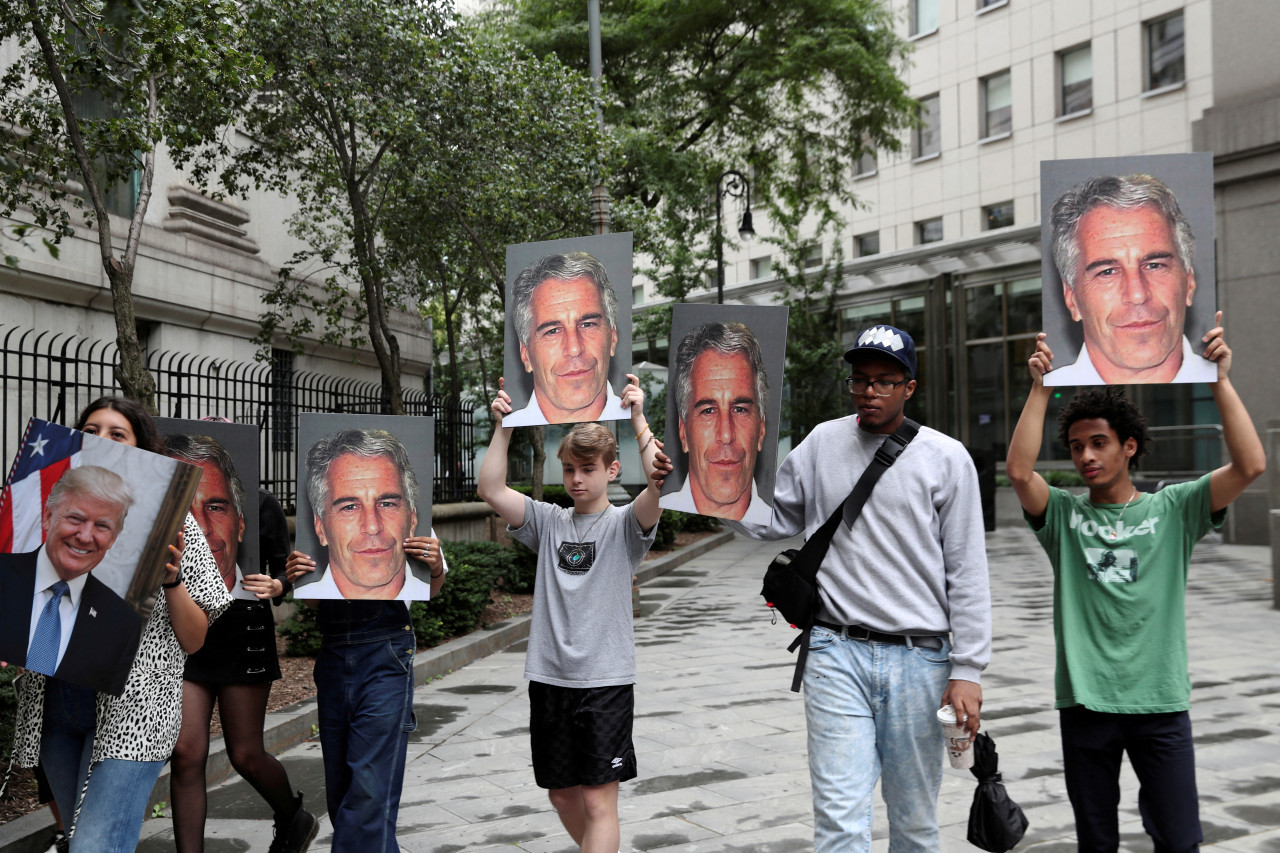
[
  {"x1": 0, "y1": 0, "x2": 263, "y2": 409},
  {"x1": 234, "y1": 0, "x2": 610, "y2": 417},
  {"x1": 232, "y1": 0, "x2": 458, "y2": 415},
  {"x1": 382, "y1": 30, "x2": 612, "y2": 402},
  {"x1": 487, "y1": 0, "x2": 916, "y2": 338},
  {"x1": 766, "y1": 198, "x2": 848, "y2": 444}
]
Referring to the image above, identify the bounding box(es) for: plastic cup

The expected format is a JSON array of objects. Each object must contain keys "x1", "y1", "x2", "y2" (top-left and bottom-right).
[{"x1": 937, "y1": 704, "x2": 974, "y2": 769}]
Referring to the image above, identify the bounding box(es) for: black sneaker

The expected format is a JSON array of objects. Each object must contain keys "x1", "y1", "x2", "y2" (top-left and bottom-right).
[
  {"x1": 268, "y1": 792, "x2": 319, "y2": 853},
  {"x1": 46, "y1": 830, "x2": 68, "y2": 853}
]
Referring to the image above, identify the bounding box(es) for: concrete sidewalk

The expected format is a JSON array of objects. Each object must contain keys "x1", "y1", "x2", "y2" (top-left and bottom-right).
[{"x1": 24, "y1": 525, "x2": 1280, "y2": 851}]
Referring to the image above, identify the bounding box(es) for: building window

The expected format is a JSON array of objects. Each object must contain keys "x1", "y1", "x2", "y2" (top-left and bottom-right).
[
  {"x1": 981, "y1": 71, "x2": 1012, "y2": 139},
  {"x1": 917, "y1": 218, "x2": 943, "y2": 245},
  {"x1": 854, "y1": 149, "x2": 877, "y2": 177},
  {"x1": 1059, "y1": 44, "x2": 1092, "y2": 115},
  {"x1": 911, "y1": 0, "x2": 938, "y2": 36},
  {"x1": 750, "y1": 256, "x2": 772, "y2": 279},
  {"x1": 977, "y1": 0, "x2": 1006, "y2": 9},
  {"x1": 1146, "y1": 12, "x2": 1185, "y2": 91},
  {"x1": 984, "y1": 201, "x2": 1014, "y2": 230},
  {"x1": 915, "y1": 94, "x2": 941, "y2": 159},
  {"x1": 632, "y1": 285, "x2": 643, "y2": 306},
  {"x1": 804, "y1": 245, "x2": 824, "y2": 269},
  {"x1": 855, "y1": 232, "x2": 880, "y2": 257}
]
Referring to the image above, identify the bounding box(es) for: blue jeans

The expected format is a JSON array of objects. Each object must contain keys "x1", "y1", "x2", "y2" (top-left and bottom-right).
[
  {"x1": 803, "y1": 626, "x2": 953, "y2": 853},
  {"x1": 314, "y1": 630, "x2": 416, "y2": 853},
  {"x1": 68, "y1": 756, "x2": 166, "y2": 852},
  {"x1": 39, "y1": 679, "x2": 97, "y2": 820},
  {"x1": 41, "y1": 678, "x2": 166, "y2": 851}
]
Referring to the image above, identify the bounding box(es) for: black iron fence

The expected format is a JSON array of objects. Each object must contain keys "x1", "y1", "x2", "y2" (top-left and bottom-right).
[{"x1": 0, "y1": 326, "x2": 475, "y2": 512}]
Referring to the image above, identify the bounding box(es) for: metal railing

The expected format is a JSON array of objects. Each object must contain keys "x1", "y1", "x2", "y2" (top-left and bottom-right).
[{"x1": 0, "y1": 325, "x2": 476, "y2": 512}]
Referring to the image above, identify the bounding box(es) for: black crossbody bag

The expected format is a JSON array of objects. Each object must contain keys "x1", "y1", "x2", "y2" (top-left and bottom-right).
[{"x1": 761, "y1": 418, "x2": 919, "y2": 692}]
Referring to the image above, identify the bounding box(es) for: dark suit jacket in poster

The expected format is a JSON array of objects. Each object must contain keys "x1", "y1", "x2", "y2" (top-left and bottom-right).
[{"x1": 0, "y1": 550, "x2": 144, "y2": 695}]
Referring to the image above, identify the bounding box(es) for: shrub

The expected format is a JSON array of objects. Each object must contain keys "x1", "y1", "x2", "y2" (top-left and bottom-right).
[
  {"x1": 278, "y1": 599, "x2": 323, "y2": 657},
  {"x1": 416, "y1": 557, "x2": 498, "y2": 642},
  {"x1": 0, "y1": 666, "x2": 18, "y2": 752},
  {"x1": 511, "y1": 483, "x2": 573, "y2": 508}
]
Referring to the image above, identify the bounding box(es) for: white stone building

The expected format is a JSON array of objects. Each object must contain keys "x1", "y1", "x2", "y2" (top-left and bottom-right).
[{"x1": 635, "y1": 0, "x2": 1280, "y2": 544}]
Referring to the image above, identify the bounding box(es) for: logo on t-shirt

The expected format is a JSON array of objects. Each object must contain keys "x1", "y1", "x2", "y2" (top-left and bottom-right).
[
  {"x1": 557, "y1": 541, "x2": 595, "y2": 574},
  {"x1": 1069, "y1": 509, "x2": 1160, "y2": 542},
  {"x1": 1084, "y1": 547, "x2": 1137, "y2": 583}
]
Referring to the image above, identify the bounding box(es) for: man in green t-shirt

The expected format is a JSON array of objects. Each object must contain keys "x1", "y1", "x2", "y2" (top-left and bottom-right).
[{"x1": 1007, "y1": 311, "x2": 1266, "y2": 852}]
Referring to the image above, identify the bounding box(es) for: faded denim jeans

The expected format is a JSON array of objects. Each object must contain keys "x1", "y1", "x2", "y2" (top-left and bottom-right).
[{"x1": 803, "y1": 625, "x2": 952, "y2": 853}]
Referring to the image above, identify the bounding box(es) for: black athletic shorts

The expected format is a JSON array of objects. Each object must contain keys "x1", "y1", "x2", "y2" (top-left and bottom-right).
[{"x1": 528, "y1": 680, "x2": 637, "y2": 790}]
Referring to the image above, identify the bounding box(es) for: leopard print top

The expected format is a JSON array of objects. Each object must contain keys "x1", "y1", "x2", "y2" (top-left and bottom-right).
[{"x1": 14, "y1": 514, "x2": 232, "y2": 765}]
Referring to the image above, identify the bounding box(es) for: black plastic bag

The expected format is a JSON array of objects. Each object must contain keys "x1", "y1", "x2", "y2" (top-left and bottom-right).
[{"x1": 967, "y1": 732, "x2": 1029, "y2": 852}]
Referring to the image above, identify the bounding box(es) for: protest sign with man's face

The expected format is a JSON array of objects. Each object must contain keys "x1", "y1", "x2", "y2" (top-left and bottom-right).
[
  {"x1": 659, "y1": 304, "x2": 788, "y2": 525},
  {"x1": 0, "y1": 419, "x2": 198, "y2": 694},
  {"x1": 1041, "y1": 154, "x2": 1217, "y2": 386},
  {"x1": 501, "y1": 233, "x2": 634, "y2": 427},
  {"x1": 292, "y1": 413, "x2": 435, "y2": 601}
]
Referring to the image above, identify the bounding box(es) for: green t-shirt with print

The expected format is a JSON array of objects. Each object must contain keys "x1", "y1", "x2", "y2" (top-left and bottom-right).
[{"x1": 1028, "y1": 474, "x2": 1224, "y2": 713}]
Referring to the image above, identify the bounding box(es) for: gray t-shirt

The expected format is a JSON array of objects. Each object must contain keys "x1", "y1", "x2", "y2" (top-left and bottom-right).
[{"x1": 509, "y1": 496, "x2": 657, "y2": 688}]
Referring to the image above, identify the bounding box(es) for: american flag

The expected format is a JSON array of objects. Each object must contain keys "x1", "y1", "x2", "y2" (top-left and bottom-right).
[{"x1": 0, "y1": 418, "x2": 83, "y2": 553}]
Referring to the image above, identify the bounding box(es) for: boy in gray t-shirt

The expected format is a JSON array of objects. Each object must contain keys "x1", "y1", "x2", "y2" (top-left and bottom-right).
[{"x1": 478, "y1": 373, "x2": 669, "y2": 853}]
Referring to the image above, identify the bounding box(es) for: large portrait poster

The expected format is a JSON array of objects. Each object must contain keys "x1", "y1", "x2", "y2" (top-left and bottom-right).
[
  {"x1": 501, "y1": 232, "x2": 634, "y2": 427},
  {"x1": 156, "y1": 418, "x2": 261, "y2": 601},
  {"x1": 1040, "y1": 153, "x2": 1217, "y2": 386},
  {"x1": 0, "y1": 418, "x2": 199, "y2": 695},
  {"x1": 292, "y1": 414, "x2": 435, "y2": 601},
  {"x1": 658, "y1": 303, "x2": 789, "y2": 525}
]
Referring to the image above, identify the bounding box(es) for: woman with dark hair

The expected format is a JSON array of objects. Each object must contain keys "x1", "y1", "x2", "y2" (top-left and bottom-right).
[
  {"x1": 73, "y1": 395, "x2": 164, "y2": 453},
  {"x1": 165, "y1": 424, "x2": 318, "y2": 853},
  {"x1": 13, "y1": 395, "x2": 232, "y2": 851}
]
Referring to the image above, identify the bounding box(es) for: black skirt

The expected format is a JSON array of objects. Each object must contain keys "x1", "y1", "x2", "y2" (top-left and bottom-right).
[{"x1": 184, "y1": 599, "x2": 282, "y2": 684}]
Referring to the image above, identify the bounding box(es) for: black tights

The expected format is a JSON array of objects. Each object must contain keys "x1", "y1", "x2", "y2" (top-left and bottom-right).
[{"x1": 170, "y1": 680, "x2": 297, "y2": 853}]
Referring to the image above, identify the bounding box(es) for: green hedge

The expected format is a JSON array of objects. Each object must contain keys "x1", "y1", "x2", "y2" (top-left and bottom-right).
[
  {"x1": 0, "y1": 666, "x2": 17, "y2": 754},
  {"x1": 653, "y1": 509, "x2": 720, "y2": 551},
  {"x1": 996, "y1": 470, "x2": 1086, "y2": 488},
  {"x1": 279, "y1": 540, "x2": 535, "y2": 656},
  {"x1": 511, "y1": 483, "x2": 573, "y2": 508}
]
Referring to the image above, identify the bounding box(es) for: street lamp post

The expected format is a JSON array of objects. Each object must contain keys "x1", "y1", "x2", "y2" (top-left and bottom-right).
[{"x1": 714, "y1": 169, "x2": 755, "y2": 304}]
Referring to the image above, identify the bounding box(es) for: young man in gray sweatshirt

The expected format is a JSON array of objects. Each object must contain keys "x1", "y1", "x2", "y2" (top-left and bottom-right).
[{"x1": 727, "y1": 324, "x2": 991, "y2": 853}]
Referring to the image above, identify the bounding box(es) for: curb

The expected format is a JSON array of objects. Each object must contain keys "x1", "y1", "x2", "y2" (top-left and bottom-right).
[{"x1": 0, "y1": 529, "x2": 735, "y2": 853}]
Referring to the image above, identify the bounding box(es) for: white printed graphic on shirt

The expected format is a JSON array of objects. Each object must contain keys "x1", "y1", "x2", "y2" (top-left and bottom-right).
[{"x1": 1084, "y1": 547, "x2": 1137, "y2": 583}]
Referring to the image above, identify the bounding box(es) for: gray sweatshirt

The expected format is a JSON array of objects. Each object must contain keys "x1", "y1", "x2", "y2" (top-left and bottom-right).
[{"x1": 729, "y1": 415, "x2": 991, "y2": 683}]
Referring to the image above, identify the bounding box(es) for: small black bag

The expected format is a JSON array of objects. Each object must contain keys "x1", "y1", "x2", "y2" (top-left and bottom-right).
[
  {"x1": 761, "y1": 548, "x2": 815, "y2": 630},
  {"x1": 761, "y1": 419, "x2": 918, "y2": 692},
  {"x1": 967, "y1": 732, "x2": 1030, "y2": 853}
]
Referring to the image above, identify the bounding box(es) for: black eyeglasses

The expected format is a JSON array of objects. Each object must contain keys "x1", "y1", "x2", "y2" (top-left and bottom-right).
[{"x1": 845, "y1": 376, "x2": 907, "y2": 396}]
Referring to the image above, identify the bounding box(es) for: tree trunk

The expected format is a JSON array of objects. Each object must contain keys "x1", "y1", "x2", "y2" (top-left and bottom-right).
[
  {"x1": 104, "y1": 258, "x2": 157, "y2": 411},
  {"x1": 28, "y1": 2, "x2": 156, "y2": 412}
]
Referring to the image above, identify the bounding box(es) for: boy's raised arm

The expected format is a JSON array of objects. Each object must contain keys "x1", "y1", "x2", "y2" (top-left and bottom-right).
[
  {"x1": 1006, "y1": 332, "x2": 1053, "y2": 519},
  {"x1": 1205, "y1": 313, "x2": 1267, "y2": 512},
  {"x1": 477, "y1": 378, "x2": 527, "y2": 529},
  {"x1": 621, "y1": 373, "x2": 670, "y2": 533}
]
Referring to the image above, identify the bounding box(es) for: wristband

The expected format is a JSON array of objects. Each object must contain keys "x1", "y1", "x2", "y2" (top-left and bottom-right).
[
  {"x1": 430, "y1": 568, "x2": 444, "y2": 579},
  {"x1": 162, "y1": 570, "x2": 184, "y2": 589},
  {"x1": 636, "y1": 424, "x2": 651, "y2": 444}
]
